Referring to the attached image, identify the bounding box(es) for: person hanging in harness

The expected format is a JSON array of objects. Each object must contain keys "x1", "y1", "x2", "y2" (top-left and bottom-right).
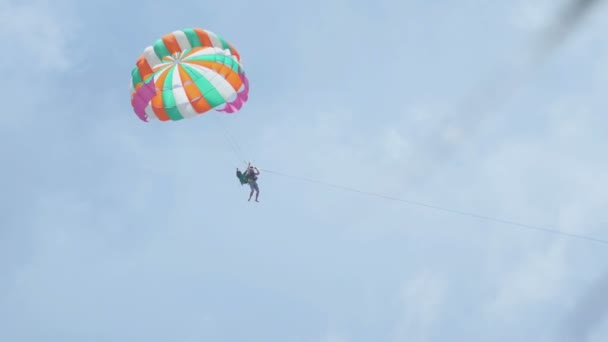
[{"x1": 236, "y1": 163, "x2": 260, "y2": 202}]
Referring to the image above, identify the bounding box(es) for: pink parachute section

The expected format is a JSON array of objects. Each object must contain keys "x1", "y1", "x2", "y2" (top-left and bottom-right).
[
  {"x1": 218, "y1": 72, "x2": 250, "y2": 114},
  {"x1": 131, "y1": 80, "x2": 156, "y2": 122}
]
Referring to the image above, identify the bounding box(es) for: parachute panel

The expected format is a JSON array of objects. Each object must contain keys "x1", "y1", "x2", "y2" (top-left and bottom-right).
[{"x1": 130, "y1": 27, "x2": 248, "y2": 122}]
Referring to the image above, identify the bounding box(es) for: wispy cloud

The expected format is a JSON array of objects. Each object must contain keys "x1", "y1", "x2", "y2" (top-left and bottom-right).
[
  {"x1": 404, "y1": 0, "x2": 607, "y2": 182},
  {"x1": 562, "y1": 270, "x2": 608, "y2": 341},
  {"x1": 0, "y1": 0, "x2": 79, "y2": 71},
  {"x1": 487, "y1": 243, "x2": 569, "y2": 317},
  {"x1": 393, "y1": 271, "x2": 445, "y2": 342}
]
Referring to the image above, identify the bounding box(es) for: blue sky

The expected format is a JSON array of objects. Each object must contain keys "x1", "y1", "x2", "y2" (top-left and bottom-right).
[{"x1": 1, "y1": 0, "x2": 607, "y2": 341}]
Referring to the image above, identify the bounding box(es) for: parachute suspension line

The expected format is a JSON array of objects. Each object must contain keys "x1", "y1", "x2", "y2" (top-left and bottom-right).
[
  {"x1": 212, "y1": 114, "x2": 248, "y2": 166},
  {"x1": 260, "y1": 168, "x2": 608, "y2": 246}
]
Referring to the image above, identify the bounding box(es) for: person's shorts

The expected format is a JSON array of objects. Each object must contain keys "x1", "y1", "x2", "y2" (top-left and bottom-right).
[{"x1": 248, "y1": 180, "x2": 259, "y2": 191}]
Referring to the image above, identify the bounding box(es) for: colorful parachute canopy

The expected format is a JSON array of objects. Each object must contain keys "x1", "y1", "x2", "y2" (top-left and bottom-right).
[{"x1": 130, "y1": 28, "x2": 249, "y2": 122}]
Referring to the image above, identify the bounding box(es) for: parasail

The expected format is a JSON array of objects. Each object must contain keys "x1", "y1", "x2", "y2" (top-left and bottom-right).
[{"x1": 130, "y1": 28, "x2": 249, "y2": 122}]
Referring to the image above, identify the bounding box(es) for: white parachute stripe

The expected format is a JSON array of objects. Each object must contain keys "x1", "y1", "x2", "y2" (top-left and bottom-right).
[
  {"x1": 176, "y1": 102, "x2": 198, "y2": 118},
  {"x1": 153, "y1": 63, "x2": 173, "y2": 74},
  {"x1": 186, "y1": 63, "x2": 238, "y2": 105},
  {"x1": 171, "y1": 66, "x2": 197, "y2": 119},
  {"x1": 206, "y1": 30, "x2": 223, "y2": 49},
  {"x1": 129, "y1": 77, "x2": 135, "y2": 94},
  {"x1": 185, "y1": 47, "x2": 244, "y2": 71},
  {"x1": 186, "y1": 46, "x2": 225, "y2": 58},
  {"x1": 153, "y1": 64, "x2": 176, "y2": 91},
  {"x1": 145, "y1": 102, "x2": 159, "y2": 120},
  {"x1": 144, "y1": 46, "x2": 162, "y2": 67},
  {"x1": 173, "y1": 30, "x2": 191, "y2": 51}
]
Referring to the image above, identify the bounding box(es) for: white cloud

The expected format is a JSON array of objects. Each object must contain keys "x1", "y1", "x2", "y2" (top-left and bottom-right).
[
  {"x1": 510, "y1": 0, "x2": 563, "y2": 33},
  {"x1": 0, "y1": 0, "x2": 80, "y2": 129},
  {"x1": 383, "y1": 128, "x2": 412, "y2": 162},
  {"x1": 0, "y1": 0, "x2": 79, "y2": 71},
  {"x1": 562, "y1": 270, "x2": 608, "y2": 342},
  {"x1": 486, "y1": 242, "x2": 569, "y2": 315},
  {"x1": 393, "y1": 271, "x2": 445, "y2": 342}
]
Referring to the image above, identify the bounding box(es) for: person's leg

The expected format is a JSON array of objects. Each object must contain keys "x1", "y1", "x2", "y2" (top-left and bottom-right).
[
  {"x1": 248, "y1": 182, "x2": 254, "y2": 201},
  {"x1": 254, "y1": 182, "x2": 260, "y2": 202}
]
